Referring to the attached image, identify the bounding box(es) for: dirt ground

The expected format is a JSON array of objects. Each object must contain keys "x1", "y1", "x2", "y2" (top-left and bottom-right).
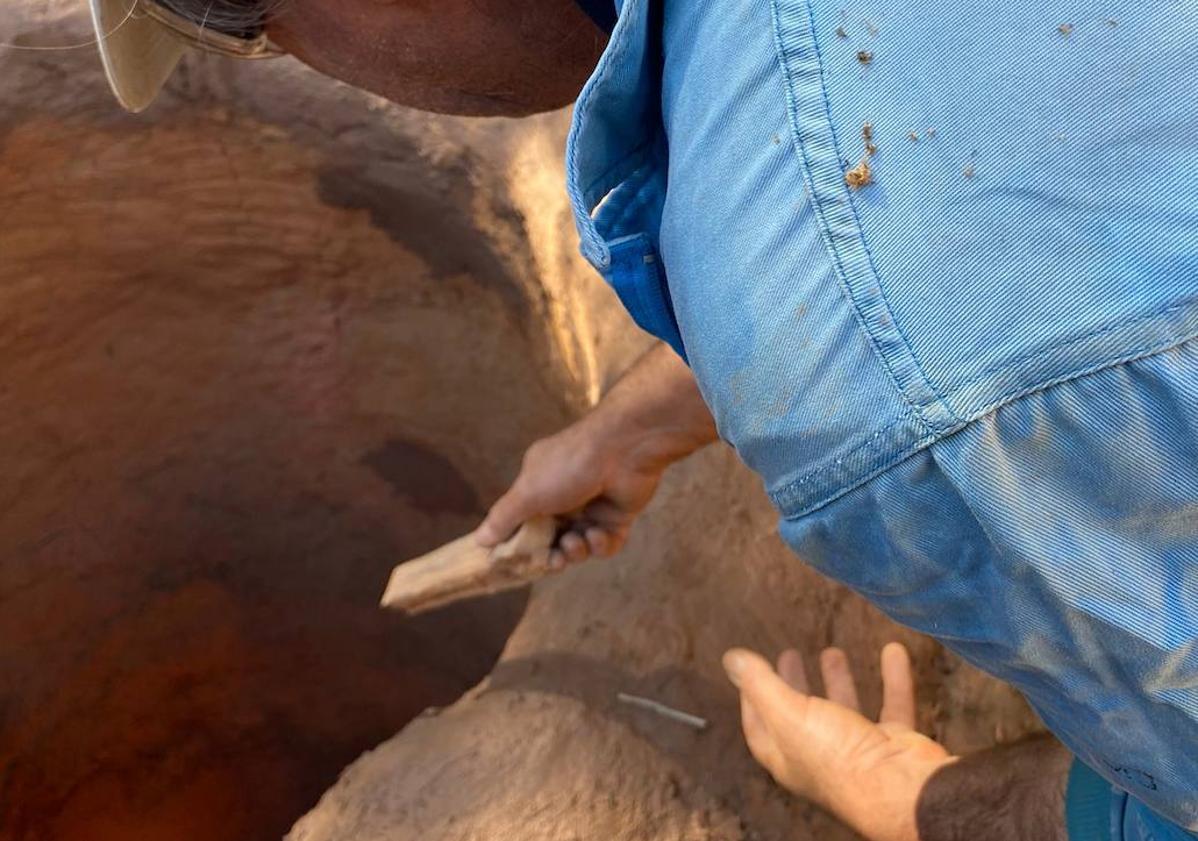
[{"x1": 2, "y1": 6, "x2": 1042, "y2": 841}]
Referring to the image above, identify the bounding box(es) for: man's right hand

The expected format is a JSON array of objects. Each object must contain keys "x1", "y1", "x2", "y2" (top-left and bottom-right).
[
  {"x1": 475, "y1": 343, "x2": 719, "y2": 567},
  {"x1": 475, "y1": 410, "x2": 667, "y2": 566}
]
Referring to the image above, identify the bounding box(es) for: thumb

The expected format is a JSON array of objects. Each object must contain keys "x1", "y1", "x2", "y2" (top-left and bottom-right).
[
  {"x1": 476, "y1": 483, "x2": 537, "y2": 547},
  {"x1": 722, "y1": 648, "x2": 808, "y2": 727},
  {"x1": 723, "y1": 648, "x2": 814, "y2": 784}
]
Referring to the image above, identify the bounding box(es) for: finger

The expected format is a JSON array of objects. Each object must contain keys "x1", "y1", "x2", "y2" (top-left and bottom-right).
[
  {"x1": 879, "y1": 642, "x2": 916, "y2": 728},
  {"x1": 776, "y1": 649, "x2": 810, "y2": 693},
  {"x1": 582, "y1": 499, "x2": 632, "y2": 529},
  {"x1": 740, "y1": 689, "x2": 770, "y2": 744},
  {"x1": 819, "y1": 647, "x2": 861, "y2": 711},
  {"x1": 740, "y1": 692, "x2": 784, "y2": 774},
  {"x1": 584, "y1": 526, "x2": 612, "y2": 557},
  {"x1": 601, "y1": 524, "x2": 631, "y2": 555},
  {"x1": 476, "y1": 485, "x2": 535, "y2": 547},
  {"x1": 559, "y1": 531, "x2": 589, "y2": 565},
  {"x1": 581, "y1": 501, "x2": 633, "y2": 554},
  {"x1": 547, "y1": 548, "x2": 566, "y2": 571},
  {"x1": 723, "y1": 648, "x2": 806, "y2": 726}
]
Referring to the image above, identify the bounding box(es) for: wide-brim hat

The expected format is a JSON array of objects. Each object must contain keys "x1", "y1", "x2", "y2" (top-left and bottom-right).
[
  {"x1": 91, "y1": 0, "x2": 281, "y2": 113},
  {"x1": 90, "y1": 0, "x2": 187, "y2": 113}
]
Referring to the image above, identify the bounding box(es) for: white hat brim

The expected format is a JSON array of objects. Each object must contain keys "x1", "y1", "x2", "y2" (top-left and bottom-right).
[{"x1": 91, "y1": 0, "x2": 187, "y2": 113}]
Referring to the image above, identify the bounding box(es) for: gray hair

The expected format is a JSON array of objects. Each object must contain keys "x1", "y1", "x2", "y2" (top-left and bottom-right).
[{"x1": 152, "y1": 0, "x2": 289, "y2": 36}]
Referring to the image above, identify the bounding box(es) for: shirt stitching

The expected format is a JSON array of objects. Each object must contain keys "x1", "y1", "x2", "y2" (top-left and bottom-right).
[
  {"x1": 770, "y1": 0, "x2": 956, "y2": 436},
  {"x1": 768, "y1": 414, "x2": 910, "y2": 501},
  {"x1": 958, "y1": 316, "x2": 1198, "y2": 427},
  {"x1": 777, "y1": 429, "x2": 941, "y2": 520},
  {"x1": 769, "y1": 8, "x2": 926, "y2": 435},
  {"x1": 947, "y1": 297, "x2": 1198, "y2": 395},
  {"x1": 796, "y1": 4, "x2": 957, "y2": 421},
  {"x1": 775, "y1": 305, "x2": 1198, "y2": 519}
]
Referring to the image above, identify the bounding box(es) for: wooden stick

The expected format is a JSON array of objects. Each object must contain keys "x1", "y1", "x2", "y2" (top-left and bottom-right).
[
  {"x1": 379, "y1": 517, "x2": 558, "y2": 615},
  {"x1": 616, "y1": 693, "x2": 709, "y2": 731}
]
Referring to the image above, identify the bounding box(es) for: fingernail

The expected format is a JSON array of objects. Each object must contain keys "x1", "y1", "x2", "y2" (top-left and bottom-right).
[{"x1": 722, "y1": 651, "x2": 747, "y2": 687}]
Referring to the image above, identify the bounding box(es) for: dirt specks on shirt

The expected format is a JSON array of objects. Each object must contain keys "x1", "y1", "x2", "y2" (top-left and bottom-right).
[{"x1": 845, "y1": 157, "x2": 873, "y2": 189}]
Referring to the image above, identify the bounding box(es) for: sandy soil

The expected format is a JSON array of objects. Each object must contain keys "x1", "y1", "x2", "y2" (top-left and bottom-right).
[
  {"x1": 289, "y1": 440, "x2": 1044, "y2": 841},
  {"x1": 2, "y1": 6, "x2": 1042, "y2": 841},
  {"x1": 0, "y1": 6, "x2": 606, "y2": 839}
]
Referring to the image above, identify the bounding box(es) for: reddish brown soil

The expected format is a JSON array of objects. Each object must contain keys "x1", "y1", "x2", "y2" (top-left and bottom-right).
[{"x1": 0, "y1": 8, "x2": 589, "y2": 840}]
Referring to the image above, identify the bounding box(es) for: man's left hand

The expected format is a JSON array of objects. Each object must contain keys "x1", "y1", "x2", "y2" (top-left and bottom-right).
[{"x1": 722, "y1": 642, "x2": 956, "y2": 841}]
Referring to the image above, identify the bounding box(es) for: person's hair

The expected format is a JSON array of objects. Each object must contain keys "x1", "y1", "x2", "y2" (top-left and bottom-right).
[{"x1": 152, "y1": 0, "x2": 287, "y2": 36}]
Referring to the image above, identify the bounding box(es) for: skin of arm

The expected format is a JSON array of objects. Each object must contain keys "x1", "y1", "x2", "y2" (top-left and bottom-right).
[
  {"x1": 476, "y1": 342, "x2": 718, "y2": 564},
  {"x1": 269, "y1": 0, "x2": 607, "y2": 116},
  {"x1": 722, "y1": 644, "x2": 1072, "y2": 841}
]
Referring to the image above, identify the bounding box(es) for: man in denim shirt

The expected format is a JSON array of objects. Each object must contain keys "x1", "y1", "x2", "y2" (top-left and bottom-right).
[{"x1": 94, "y1": 0, "x2": 1198, "y2": 838}]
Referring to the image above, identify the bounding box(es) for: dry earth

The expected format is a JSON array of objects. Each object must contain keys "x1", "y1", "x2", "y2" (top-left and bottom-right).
[{"x1": 1, "y1": 6, "x2": 1042, "y2": 841}]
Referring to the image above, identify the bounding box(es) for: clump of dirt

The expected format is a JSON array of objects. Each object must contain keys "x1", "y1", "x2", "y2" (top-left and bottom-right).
[
  {"x1": 862, "y1": 121, "x2": 877, "y2": 156},
  {"x1": 845, "y1": 156, "x2": 873, "y2": 189},
  {"x1": 844, "y1": 123, "x2": 875, "y2": 189}
]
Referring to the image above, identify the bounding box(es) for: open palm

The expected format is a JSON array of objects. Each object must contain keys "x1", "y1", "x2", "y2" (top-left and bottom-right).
[{"x1": 723, "y1": 643, "x2": 955, "y2": 841}]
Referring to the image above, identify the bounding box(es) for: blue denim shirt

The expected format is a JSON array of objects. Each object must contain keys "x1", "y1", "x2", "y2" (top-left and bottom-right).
[{"x1": 567, "y1": 0, "x2": 1198, "y2": 837}]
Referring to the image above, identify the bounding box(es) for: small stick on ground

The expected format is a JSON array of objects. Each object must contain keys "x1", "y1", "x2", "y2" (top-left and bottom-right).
[{"x1": 616, "y1": 693, "x2": 709, "y2": 731}]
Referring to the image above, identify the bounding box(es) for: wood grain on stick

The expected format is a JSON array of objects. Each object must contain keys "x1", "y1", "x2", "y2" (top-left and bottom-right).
[{"x1": 380, "y1": 517, "x2": 559, "y2": 614}]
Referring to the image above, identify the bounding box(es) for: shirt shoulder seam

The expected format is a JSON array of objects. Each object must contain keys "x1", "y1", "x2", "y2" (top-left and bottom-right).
[
  {"x1": 774, "y1": 302, "x2": 1198, "y2": 519},
  {"x1": 769, "y1": 0, "x2": 958, "y2": 436}
]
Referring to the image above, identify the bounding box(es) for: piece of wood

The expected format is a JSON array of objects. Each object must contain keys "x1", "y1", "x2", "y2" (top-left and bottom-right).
[
  {"x1": 615, "y1": 693, "x2": 709, "y2": 731},
  {"x1": 380, "y1": 517, "x2": 559, "y2": 614}
]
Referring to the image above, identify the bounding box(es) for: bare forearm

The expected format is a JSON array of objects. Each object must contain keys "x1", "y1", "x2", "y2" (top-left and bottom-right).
[
  {"x1": 910, "y1": 736, "x2": 1071, "y2": 841},
  {"x1": 477, "y1": 343, "x2": 717, "y2": 550},
  {"x1": 591, "y1": 342, "x2": 718, "y2": 470}
]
